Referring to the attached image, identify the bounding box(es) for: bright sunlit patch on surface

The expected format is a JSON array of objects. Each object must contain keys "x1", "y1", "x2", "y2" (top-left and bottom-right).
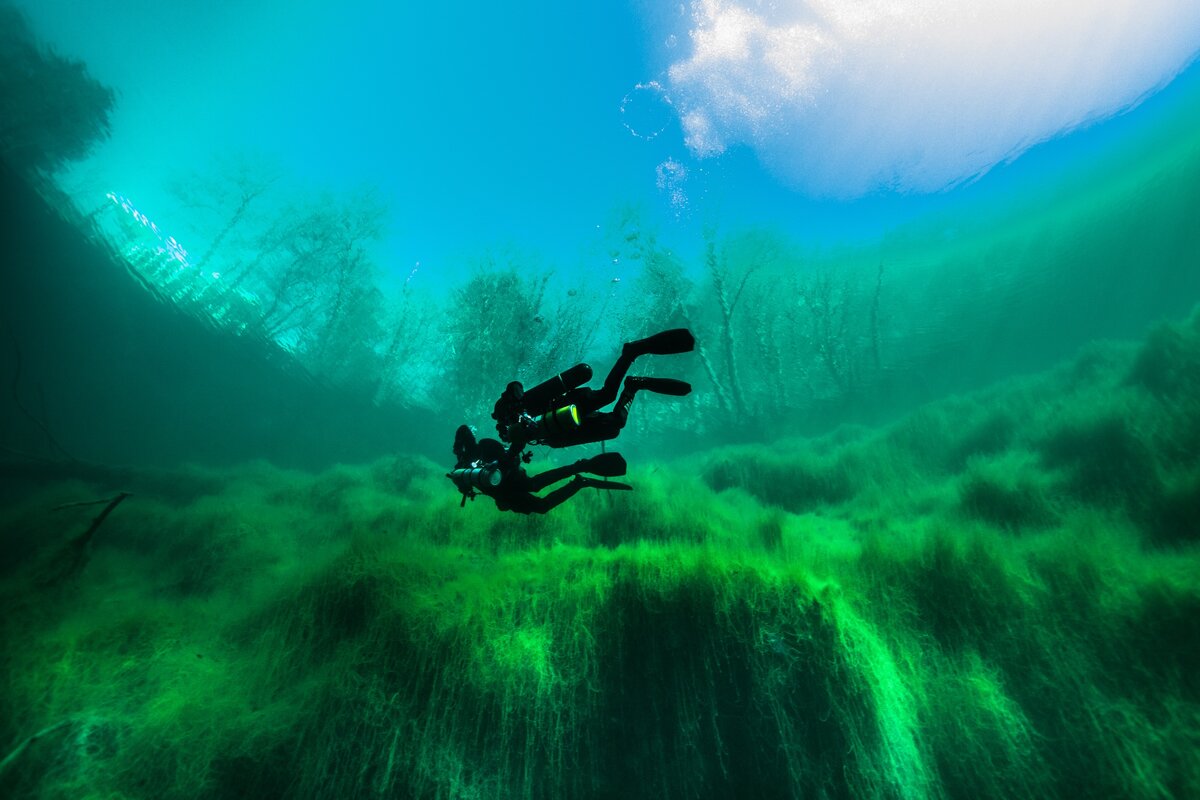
[
  {"x1": 99, "y1": 193, "x2": 269, "y2": 338},
  {"x1": 107, "y1": 192, "x2": 189, "y2": 265},
  {"x1": 666, "y1": 0, "x2": 1200, "y2": 196}
]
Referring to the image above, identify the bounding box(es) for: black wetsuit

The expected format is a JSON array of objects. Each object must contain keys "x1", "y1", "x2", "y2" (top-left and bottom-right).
[
  {"x1": 495, "y1": 328, "x2": 695, "y2": 448},
  {"x1": 450, "y1": 427, "x2": 629, "y2": 515},
  {"x1": 489, "y1": 460, "x2": 597, "y2": 515}
]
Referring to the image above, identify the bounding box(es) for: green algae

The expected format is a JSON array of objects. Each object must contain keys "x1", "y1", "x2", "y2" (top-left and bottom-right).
[{"x1": 2, "y1": 311, "x2": 1199, "y2": 799}]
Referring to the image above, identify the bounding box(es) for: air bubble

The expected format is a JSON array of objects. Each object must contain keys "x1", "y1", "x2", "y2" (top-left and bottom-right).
[
  {"x1": 656, "y1": 158, "x2": 689, "y2": 215},
  {"x1": 620, "y1": 81, "x2": 675, "y2": 141}
]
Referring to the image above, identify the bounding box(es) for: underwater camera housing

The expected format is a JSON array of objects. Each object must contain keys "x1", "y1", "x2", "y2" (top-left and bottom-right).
[
  {"x1": 448, "y1": 463, "x2": 502, "y2": 494},
  {"x1": 494, "y1": 363, "x2": 592, "y2": 443}
]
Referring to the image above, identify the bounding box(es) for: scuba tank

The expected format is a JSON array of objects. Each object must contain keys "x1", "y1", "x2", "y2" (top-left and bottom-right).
[
  {"x1": 448, "y1": 461, "x2": 502, "y2": 506},
  {"x1": 494, "y1": 363, "x2": 593, "y2": 444},
  {"x1": 520, "y1": 363, "x2": 592, "y2": 414},
  {"x1": 505, "y1": 404, "x2": 581, "y2": 446}
]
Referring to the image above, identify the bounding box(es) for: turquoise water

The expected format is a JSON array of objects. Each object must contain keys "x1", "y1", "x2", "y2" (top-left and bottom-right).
[{"x1": 2, "y1": 2, "x2": 1199, "y2": 798}]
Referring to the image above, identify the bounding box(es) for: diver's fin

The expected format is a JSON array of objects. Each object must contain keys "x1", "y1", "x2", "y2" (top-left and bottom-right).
[
  {"x1": 577, "y1": 477, "x2": 633, "y2": 492},
  {"x1": 580, "y1": 452, "x2": 627, "y2": 477},
  {"x1": 623, "y1": 377, "x2": 692, "y2": 397},
  {"x1": 626, "y1": 328, "x2": 695, "y2": 357}
]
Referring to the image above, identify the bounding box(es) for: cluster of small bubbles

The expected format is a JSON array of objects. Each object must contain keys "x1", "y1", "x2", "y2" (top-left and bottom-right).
[
  {"x1": 666, "y1": 33, "x2": 678, "y2": 48},
  {"x1": 655, "y1": 158, "x2": 689, "y2": 216}
]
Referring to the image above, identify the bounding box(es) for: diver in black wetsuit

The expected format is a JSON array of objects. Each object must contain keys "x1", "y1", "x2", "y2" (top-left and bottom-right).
[
  {"x1": 492, "y1": 328, "x2": 695, "y2": 449},
  {"x1": 447, "y1": 425, "x2": 631, "y2": 515}
]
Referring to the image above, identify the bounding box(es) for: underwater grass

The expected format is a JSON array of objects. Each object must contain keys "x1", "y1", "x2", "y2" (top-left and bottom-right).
[{"x1": 2, "y1": 311, "x2": 1199, "y2": 799}]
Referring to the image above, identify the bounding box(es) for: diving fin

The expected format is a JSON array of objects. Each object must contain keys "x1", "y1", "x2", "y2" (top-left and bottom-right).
[
  {"x1": 580, "y1": 452, "x2": 628, "y2": 477},
  {"x1": 623, "y1": 377, "x2": 692, "y2": 397},
  {"x1": 626, "y1": 328, "x2": 695, "y2": 357}
]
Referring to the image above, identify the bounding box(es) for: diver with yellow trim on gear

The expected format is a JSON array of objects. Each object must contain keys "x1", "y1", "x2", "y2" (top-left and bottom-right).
[
  {"x1": 492, "y1": 328, "x2": 694, "y2": 448},
  {"x1": 447, "y1": 329, "x2": 695, "y2": 513}
]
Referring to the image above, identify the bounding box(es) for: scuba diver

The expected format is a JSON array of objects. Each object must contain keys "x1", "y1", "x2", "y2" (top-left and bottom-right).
[
  {"x1": 448, "y1": 328, "x2": 694, "y2": 514},
  {"x1": 491, "y1": 328, "x2": 695, "y2": 449},
  {"x1": 447, "y1": 425, "x2": 631, "y2": 514}
]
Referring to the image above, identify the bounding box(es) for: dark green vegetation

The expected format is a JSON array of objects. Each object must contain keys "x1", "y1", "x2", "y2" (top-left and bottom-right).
[
  {"x1": 0, "y1": 3, "x2": 114, "y2": 177},
  {"x1": 3, "y1": 309, "x2": 1198, "y2": 800},
  {"x1": 0, "y1": 157, "x2": 444, "y2": 469}
]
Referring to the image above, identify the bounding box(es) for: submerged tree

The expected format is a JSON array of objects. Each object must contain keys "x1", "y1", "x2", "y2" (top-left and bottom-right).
[
  {"x1": 685, "y1": 228, "x2": 779, "y2": 424},
  {"x1": 251, "y1": 188, "x2": 387, "y2": 357},
  {"x1": 441, "y1": 260, "x2": 551, "y2": 418},
  {"x1": 608, "y1": 206, "x2": 693, "y2": 344},
  {"x1": 309, "y1": 189, "x2": 388, "y2": 370},
  {"x1": 166, "y1": 151, "x2": 284, "y2": 273},
  {"x1": 0, "y1": 3, "x2": 115, "y2": 175},
  {"x1": 374, "y1": 278, "x2": 442, "y2": 407},
  {"x1": 674, "y1": 226, "x2": 891, "y2": 437},
  {"x1": 316, "y1": 281, "x2": 387, "y2": 387}
]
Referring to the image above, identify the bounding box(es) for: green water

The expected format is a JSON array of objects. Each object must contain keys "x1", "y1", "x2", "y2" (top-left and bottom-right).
[
  {"x1": 3, "y1": 311, "x2": 1199, "y2": 798},
  {"x1": 2, "y1": 2, "x2": 1200, "y2": 798}
]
